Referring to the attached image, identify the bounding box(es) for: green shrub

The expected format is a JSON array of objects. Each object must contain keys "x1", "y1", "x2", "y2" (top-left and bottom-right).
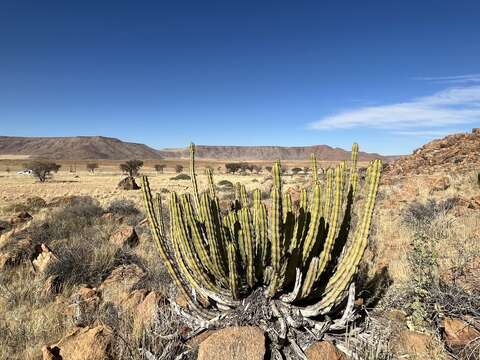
[{"x1": 170, "y1": 173, "x2": 191, "y2": 181}]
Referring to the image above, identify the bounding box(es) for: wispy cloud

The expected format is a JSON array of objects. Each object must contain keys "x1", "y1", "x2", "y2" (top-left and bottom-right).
[
  {"x1": 414, "y1": 74, "x2": 480, "y2": 84},
  {"x1": 309, "y1": 86, "x2": 480, "y2": 133},
  {"x1": 392, "y1": 129, "x2": 462, "y2": 137}
]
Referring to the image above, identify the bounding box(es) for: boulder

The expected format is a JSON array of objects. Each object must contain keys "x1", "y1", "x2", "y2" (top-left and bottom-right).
[
  {"x1": 443, "y1": 317, "x2": 480, "y2": 350},
  {"x1": 393, "y1": 330, "x2": 439, "y2": 358},
  {"x1": 66, "y1": 286, "x2": 101, "y2": 326},
  {"x1": 117, "y1": 176, "x2": 140, "y2": 190},
  {"x1": 132, "y1": 291, "x2": 162, "y2": 334},
  {"x1": 197, "y1": 326, "x2": 266, "y2": 360},
  {"x1": 305, "y1": 341, "x2": 347, "y2": 360},
  {"x1": 109, "y1": 226, "x2": 138, "y2": 247},
  {"x1": 9, "y1": 211, "x2": 32, "y2": 225},
  {"x1": 99, "y1": 264, "x2": 145, "y2": 305},
  {"x1": 42, "y1": 325, "x2": 113, "y2": 360},
  {"x1": 32, "y1": 243, "x2": 60, "y2": 274}
]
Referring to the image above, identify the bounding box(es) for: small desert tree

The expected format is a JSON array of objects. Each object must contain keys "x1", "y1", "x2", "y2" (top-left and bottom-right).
[
  {"x1": 26, "y1": 161, "x2": 61, "y2": 182},
  {"x1": 5, "y1": 167, "x2": 10, "y2": 174},
  {"x1": 120, "y1": 160, "x2": 144, "y2": 177},
  {"x1": 154, "y1": 164, "x2": 166, "y2": 174},
  {"x1": 291, "y1": 167, "x2": 303, "y2": 175},
  {"x1": 175, "y1": 164, "x2": 184, "y2": 173},
  {"x1": 251, "y1": 164, "x2": 262, "y2": 174},
  {"x1": 86, "y1": 163, "x2": 99, "y2": 174}
]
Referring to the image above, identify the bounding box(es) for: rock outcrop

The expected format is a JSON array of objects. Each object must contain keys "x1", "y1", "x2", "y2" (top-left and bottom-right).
[{"x1": 386, "y1": 128, "x2": 480, "y2": 176}]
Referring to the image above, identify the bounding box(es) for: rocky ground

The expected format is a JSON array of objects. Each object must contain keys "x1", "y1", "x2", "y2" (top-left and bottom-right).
[{"x1": 0, "y1": 131, "x2": 479, "y2": 360}]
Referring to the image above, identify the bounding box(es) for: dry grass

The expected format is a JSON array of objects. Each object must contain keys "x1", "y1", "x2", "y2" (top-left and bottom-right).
[{"x1": 0, "y1": 164, "x2": 479, "y2": 359}]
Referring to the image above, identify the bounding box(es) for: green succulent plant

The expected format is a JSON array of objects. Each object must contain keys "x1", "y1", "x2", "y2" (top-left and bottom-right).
[{"x1": 141, "y1": 142, "x2": 382, "y2": 357}]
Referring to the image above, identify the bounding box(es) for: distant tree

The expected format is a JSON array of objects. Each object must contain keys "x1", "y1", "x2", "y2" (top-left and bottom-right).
[
  {"x1": 5, "y1": 167, "x2": 10, "y2": 174},
  {"x1": 86, "y1": 163, "x2": 99, "y2": 174},
  {"x1": 26, "y1": 161, "x2": 61, "y2": 182},
  {"x1": 291, "y1": 167, "x2": 303, "y2": 175},
  {"x1": 225, "y1": 163, "x2": 242, "y2": 174},
  {"x1": 303, "y1": 167, "x2": 310, "y2": 173},
  {"x1": 154, "y1": 164, "x2": 166, "y2": 174},
  {"x1": 265, "y1": 166, "x2": 273, "y2": 173},
  {"x1": 251, "y1": 165, "x2": 262, "y2": 174},
  {"x1": 120, "y1": 160, "x2": 144, "y2": 177},
  {"x1": 175, "y1": 164, "x2": 184, "y2": 173}
]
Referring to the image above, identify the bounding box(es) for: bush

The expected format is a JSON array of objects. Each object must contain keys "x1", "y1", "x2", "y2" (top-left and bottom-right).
[
  {"x1": 154, "y1": 164, "x2": 166, "y2": 173},
  {"x1": 217, "y1": 179, "x2": 234, "y2": 190},
  {"x1": 86, "y1": 163, "x2": 99, "y2": 173},
  {"x1": 3, "y1": 196, "x2": 47, "y2": 214},
  {"x1": 175, "y1": 165, "x2": 184, "y2": 173},
  {"x1": 25, "y1": 161, "x2": 61, "y2": 182},
  {"x1": 170, "y1": 173, "x2": 191, "y2": 181},
  {"x1": 402, "y1": 198, "x2": 458, "y2": 227},
  {"x1": 120, "y1": 160, "x2": 144, "y2": 177},
  {"x1": 106, "y1": 199, "x2": 140, "y2": 216}
]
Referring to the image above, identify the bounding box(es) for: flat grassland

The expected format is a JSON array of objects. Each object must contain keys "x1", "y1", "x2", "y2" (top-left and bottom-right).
[{"x1": 0, "y1": 160, "x2": 479, "y2": 360}]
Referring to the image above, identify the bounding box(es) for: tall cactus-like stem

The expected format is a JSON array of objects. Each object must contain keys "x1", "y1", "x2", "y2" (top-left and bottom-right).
[{"x1": 141, "y1": 142, "x2": 382, "y2": 352}]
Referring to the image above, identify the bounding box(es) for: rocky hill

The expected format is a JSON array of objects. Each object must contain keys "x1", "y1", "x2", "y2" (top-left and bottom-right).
[
  {"x1": 158, "y1": 144, "x2": 389, "y2": 161},
  {"x1": 0, "y1": 136, "x2": 163, "y2": 160},
  {"x1": 386, "y1": 128, "x2": 480, "y2": 175}
]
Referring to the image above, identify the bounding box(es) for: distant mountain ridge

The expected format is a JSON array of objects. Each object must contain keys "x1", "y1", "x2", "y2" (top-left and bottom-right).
[
  {"x1": 158, "y1": 145, "x2": 388, "y2": 161},
  {"x1": 0, "y1": 135, "x2": 391, "y2": 161},
  {"x1": 0, "y1": 136, "x2": 162, "y2": 160}
]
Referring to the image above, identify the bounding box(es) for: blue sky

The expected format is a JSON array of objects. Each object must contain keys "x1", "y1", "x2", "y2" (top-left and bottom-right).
[{"x1": 1, "y1": 1, "x2": 479, "y2": 155}]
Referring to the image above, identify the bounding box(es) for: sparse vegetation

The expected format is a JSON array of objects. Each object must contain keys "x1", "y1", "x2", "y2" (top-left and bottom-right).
[
  {"x1": 291, "y1": 167, "x2": 303, "y2": 175},
  {"x1": 170, "y1": 173, "x2": 191, "y2": 180},
  {"x1": 175, "y1": 164, "x2": 183, "y2": 173},
  {"x1": 25, "y1": 160, "x2": 61, "y2": 182},
  {"x1": 154, "y1": 164, "x2": 166, "y2": 174},
  {"x1": 120, "y1": 159, "x2": 144, "y2": 177},
  {"x1": 1, "y1": 132, "x2": 479, "y2": 360},
  {"x1": 86, "y1": 163, "x2": 99, "y2": 173}
]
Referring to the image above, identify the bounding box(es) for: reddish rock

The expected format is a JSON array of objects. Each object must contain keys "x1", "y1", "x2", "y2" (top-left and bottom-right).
[
  {"x1": 99, "y1": 264, "x2": 145, "y2": 305},
  {"x1": 305, "y1": 341, "x2": 347, "y2": 360},
  {"x1": 385, "y1": 128, "x2": 480, "y2": 176},
  {"x1": 443, "y1": 317, "x2": 480, "y2": 350},
  {"x1": 197, "y1": 326, "x2": 266, "y2": 360},
  {"x1": 109, "y1": 226, "x2": 138, "y2": 247},
  {"x1": 42, "y1": 325, "x2": 113, "y2": 360},
  {"x1": 9, "y1": 211, "x2": 32, "y2": 225},
  {"x1": 393, "y1": 330, "x2": 439, "y2": 358}
]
